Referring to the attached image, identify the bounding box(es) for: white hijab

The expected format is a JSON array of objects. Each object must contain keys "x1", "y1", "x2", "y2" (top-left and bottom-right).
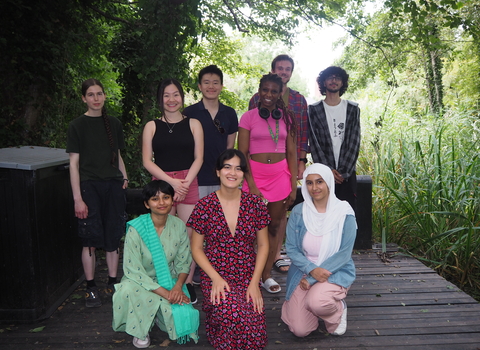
[{"x1": 301, "y1": 163, "x2": 355, "y2": 266}]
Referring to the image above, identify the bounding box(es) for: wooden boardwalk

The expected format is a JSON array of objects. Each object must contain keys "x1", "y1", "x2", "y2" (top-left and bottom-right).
[{"x1": 1, "y1": 250, "x2": 480, "y2": 349}]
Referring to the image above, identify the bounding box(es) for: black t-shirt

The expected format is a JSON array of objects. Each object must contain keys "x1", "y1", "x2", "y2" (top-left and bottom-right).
[
  {"x1": 66, "y1": 114, "x2": 125, "y2": 181},
  {"x1": 183, "y1": 101, "x2": 238, "y2": 185}
]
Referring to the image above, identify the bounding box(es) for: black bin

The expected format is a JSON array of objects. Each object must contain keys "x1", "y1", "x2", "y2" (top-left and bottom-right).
[
  {"x1": 0, "y1": 146, "x2": 83, "y2": 322},
  {"x1": 288, "y1": 175, "x2": 373, "y2": 250}
]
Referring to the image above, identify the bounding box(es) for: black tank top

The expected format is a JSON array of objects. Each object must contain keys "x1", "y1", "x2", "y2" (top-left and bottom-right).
[{"x1": 152, "y1": 118, "x2": 195, "y2": 171}]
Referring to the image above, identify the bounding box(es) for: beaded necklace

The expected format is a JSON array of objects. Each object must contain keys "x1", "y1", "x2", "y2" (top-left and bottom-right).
[{"x1": 266, "y1": 119, "x2": 280, "y2": 151}]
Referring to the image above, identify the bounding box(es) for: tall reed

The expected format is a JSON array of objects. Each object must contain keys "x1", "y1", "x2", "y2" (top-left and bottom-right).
[{"x1": 359, "y1": 109, "x2": 480, "y2": 296}]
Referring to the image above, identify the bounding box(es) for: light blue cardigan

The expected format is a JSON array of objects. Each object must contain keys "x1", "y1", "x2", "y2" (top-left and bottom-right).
[{"x1": 285, "y1": 202, "x2": 357, "y2": 300}]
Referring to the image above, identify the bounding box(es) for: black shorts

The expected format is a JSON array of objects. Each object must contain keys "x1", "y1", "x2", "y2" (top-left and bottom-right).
[{"x1": 78, "y1": 179, "x2": 126, "y2": 251}]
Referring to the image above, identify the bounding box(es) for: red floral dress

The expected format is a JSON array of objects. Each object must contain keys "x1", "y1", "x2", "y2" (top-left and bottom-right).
[{"x1": 187, "y1": 191, "x2": 270, "y2": 349}]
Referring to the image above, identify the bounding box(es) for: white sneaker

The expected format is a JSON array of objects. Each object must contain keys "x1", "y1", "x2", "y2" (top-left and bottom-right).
[
  {"x1": 332, "y1": 300, "x2": 347, "y2": 335},
  {"x1": 133, "y1": 334, "x2": 150, "y2": 348}
]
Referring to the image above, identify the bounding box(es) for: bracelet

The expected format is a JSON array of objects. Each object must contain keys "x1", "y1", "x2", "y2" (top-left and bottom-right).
[
  {"x1": 299, "y1": 158, "x2": 308, "y2": 163},
  {"x1": 123, "y1": 178, "x2": 129, "y2": 182}
]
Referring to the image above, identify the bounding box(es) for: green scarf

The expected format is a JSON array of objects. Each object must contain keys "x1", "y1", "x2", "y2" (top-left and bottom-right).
[{"x1": 128, "y1": 214, "x2": 199, "y2": 344}]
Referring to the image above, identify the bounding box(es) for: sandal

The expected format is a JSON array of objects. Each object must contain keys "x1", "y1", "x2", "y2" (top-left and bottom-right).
[
  {"x1": 261, "y1": 278, "x2": 281, "y2": 294},
  {"x1": 133, "y1": 334, "x2": 150, "y2": 348},
  {"x1": 274, "y1": 259, "x2": 290, "y2": 273}
]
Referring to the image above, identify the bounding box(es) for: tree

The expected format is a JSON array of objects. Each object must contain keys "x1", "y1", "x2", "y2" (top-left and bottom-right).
[
  {"x1": 0, "y1": 0, "x2": 122, "y2": 148},
  {"x1": 336, "y1": 0, "x2": 480, "y2": 117},
  {"x1": 0, "y1": 0, "x2": 360, "y2": 184}
]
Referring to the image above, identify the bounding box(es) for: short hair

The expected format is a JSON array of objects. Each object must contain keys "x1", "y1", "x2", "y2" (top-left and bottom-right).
[
  {"x1": 198, "y1": 65, "x2": 223, "y2": 84},
  {"x1": 215, "y1": 149, "x2": 248, "y2": 174},
  {"x1": 142, "y1": 180, "x2": 175, "y2": 203},
  {"x1": 271, "y1": 54, "x2": 295, "y2": 72},
  {"x1": 157, "y1": 78, "x2": 185, "y2": 115},
  {"x1": 317, "y1": 66, "x2": 349, "y2": 96}
]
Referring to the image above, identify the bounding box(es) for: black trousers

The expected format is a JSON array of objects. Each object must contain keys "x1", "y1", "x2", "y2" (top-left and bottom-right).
[{"x1": 335, "y1": 171, "x2": 357, "y2": 213}]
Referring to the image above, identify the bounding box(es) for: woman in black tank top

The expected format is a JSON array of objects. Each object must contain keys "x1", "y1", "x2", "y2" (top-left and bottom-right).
[{"x1": 142, "y1": 78, "x2": 204, "y2": 302}]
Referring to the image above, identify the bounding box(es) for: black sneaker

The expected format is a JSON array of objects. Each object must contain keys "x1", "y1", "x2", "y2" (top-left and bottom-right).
[
  {"x1": 104, "y1": 283, "x2": 115, "y2": 297},
  {"x1": 186, "y1": 283, "x2": 197, "y2": 304},
  {"x1": 192, "y1": 266, "x2": 201, "y2": 286},
  {"x1": 85, "y1": 286, "x2": 102, "y2": 307}
]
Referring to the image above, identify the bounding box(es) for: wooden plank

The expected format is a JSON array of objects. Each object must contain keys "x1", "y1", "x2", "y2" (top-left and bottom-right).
[{"x1": 1, "y1": 250, "x2": 479, "y2": 350}]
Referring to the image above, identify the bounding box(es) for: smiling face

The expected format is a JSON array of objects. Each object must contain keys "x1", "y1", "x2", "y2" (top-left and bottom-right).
[
  {"x1": 216, "y1": 155, "x2": 244, "y2": 189},
  {"x1": 272, "y1": 60, "x2": 293, "y2": 85},
  {"x1": 144, "y1": 191, "x2": 174, "y2": 216},
  {"x1": 305, "y1": 173, "x2": 329, "y2": 206},
  {"x1": 258, "y1": 80, "x2": 281, "y2": 112},
  {"x1": 162, "y1": 83, "x2": 183, "y2": 114},
  {"x1": 198, "y1": 73, "x2": 223, "y2": 101},
  {"x1": 82, "y1": 84, "x2": 105, "y2": 116}
]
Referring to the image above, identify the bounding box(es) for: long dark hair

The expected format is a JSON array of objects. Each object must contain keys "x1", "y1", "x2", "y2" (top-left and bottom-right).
[
  {"x1": 81, "y1": 78, "x2": 117, "y2": 167},
  {"x1": 258, "y1": 73, "x2": 296, "y2": 138}
]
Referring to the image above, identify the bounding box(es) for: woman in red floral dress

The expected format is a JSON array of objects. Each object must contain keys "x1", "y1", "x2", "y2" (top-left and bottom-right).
[{"x1": 188, "y1": 149, "x2": 270, "y2": 349}]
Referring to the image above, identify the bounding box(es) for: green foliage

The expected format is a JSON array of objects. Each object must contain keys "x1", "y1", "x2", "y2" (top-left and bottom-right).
[
  {"x1": 198, "y1": 0, "x2": 351, "y2": 45},
  {"x1": 0, "y1": 0, "x2": 120, "y2": 149},
  {"x1": 108, "y1": 0, "x2": 201, "y2": 186},
  {"x1": 336, "y1": 0, "x2": 480, "y2": 117},
  {"x1": 359, "y1": 108, "x2": 480, "y2": 294}
]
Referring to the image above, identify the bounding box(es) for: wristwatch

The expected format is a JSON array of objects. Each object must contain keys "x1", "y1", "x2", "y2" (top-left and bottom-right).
[{"x1": 299, "y1": 158, "x2": 308, "y2": 163}]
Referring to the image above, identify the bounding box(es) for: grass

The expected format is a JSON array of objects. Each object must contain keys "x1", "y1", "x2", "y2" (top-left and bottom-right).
[{"x1": 359, "y1": 108, "x2": 480, "y2": 300}]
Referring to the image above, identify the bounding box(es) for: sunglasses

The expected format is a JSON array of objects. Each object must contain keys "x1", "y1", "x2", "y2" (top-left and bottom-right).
[{"x1": 213, "y1": 119, "x2": 225, "y2": 134}]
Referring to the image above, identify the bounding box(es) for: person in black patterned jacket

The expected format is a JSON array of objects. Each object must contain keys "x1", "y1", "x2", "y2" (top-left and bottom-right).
[{"x1": 308, "y1": 66, "x2": 360, "y2": 212}]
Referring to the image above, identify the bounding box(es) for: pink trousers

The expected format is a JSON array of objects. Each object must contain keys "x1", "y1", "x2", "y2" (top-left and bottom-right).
[{"x1": 281, "y1": 281, "x2": 348, "y2": 337}]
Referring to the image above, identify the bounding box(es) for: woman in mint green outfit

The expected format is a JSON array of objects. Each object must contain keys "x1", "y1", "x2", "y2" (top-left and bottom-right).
[{"x1": 112, "y1": 180, "x2": 199, "y2": 348}]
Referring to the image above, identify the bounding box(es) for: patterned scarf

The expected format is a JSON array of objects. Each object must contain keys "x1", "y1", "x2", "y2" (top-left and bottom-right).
[{"x1": 128, "y1": 214, "x2": 199, "y2": 344}]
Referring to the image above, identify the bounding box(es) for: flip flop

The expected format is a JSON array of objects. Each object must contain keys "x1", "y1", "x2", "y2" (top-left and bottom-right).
[
  {"x1": 274, "y1": 259, "x2": 290, "y2": 273},
  {"x1": 261, "y1": 277, "x2": 281, "y2": 294}
]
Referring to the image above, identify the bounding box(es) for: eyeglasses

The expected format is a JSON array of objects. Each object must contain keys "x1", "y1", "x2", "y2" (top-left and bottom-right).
[
  {"x1": 213, "y1": 119, "x2": 225, "y2": 134},
  {"x1": 326, "y1": 75, "x2": 342, "y2": 82}
]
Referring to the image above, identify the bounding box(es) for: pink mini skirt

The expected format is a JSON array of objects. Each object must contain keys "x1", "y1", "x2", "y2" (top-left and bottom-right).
[
  {"x1": 242, "y1": 159, "x2": 292, "y2": 203},
  {"x1": 153, "y1": 169, "x2": 199, "y2": 205}
]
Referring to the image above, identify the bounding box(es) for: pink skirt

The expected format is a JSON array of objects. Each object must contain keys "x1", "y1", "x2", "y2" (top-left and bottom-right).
[
  {"x1": 242, "y1": 159, "x2": 292, "y2": 202},
  {"x1": 153, "y1": 169, "x2": 199, "y2": 205}
]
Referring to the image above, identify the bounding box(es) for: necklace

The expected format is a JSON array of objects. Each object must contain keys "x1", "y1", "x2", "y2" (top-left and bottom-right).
[
  {"x1": 266, "y1": 119, "x2": 280, "y2": 151},
  {"x1": 163, "y1": 115, "x2": 180, "y2": 133}
]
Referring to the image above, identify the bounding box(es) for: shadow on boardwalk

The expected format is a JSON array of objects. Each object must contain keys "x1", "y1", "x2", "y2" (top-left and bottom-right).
[{"x1": 1, "y1": 251, "x2": 480, "y2": 349}]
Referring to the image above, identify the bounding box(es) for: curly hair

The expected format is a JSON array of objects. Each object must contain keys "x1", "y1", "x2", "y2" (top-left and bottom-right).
[
  {"x1": 258, "y1": 73, "x2": 297, "y2": 138},
  {"x1": 317, "y1": 66, "x2": 349, "y2": 97}
]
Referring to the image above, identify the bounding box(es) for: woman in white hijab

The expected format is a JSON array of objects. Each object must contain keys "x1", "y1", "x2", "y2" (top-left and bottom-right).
[{"x1": 281, "y1": 163, "x2": 357, "y2": 337}]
